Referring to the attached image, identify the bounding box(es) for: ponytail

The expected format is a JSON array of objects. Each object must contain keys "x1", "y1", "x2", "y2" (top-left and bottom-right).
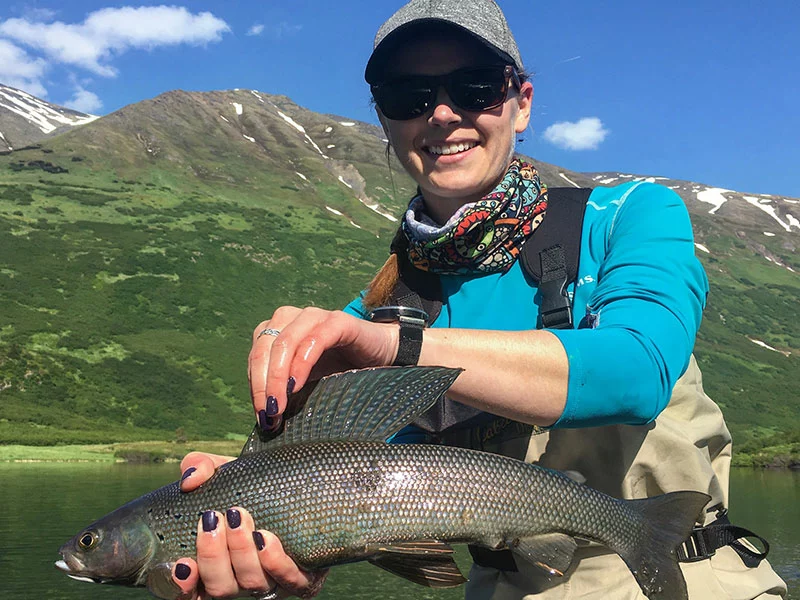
[{"x1": 363, "y1": 252, "x2": 400, "y2": 310}]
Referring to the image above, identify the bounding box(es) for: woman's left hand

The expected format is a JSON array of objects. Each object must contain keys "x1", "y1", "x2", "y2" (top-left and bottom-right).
[
  {"x1": 170, "y1": 505, "x2": 327, "y2": 599},
  {"x1": 249, "y1": 307, "x2": 399, "y2": 426}
]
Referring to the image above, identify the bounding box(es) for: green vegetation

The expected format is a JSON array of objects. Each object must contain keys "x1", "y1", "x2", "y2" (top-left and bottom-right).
[
  {"x1": 0, "y1": 440, "x2": 243, "y2": 462},
  {"x1": 1, "y1": 89, "x2": 798, "y2": 467}
]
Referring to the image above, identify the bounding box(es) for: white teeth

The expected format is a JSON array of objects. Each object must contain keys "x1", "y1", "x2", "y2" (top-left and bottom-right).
[{"x1": 427, "y1": 142, "x2": 477, "y2": 156}]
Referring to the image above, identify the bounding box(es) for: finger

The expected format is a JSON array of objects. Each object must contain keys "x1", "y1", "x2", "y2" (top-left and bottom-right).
[
  {"x1": 225, "y1": 507, "x2": 274, "y2": 592},
  {"x1": 170, "y1": 558, "x2": 200, "y2": 600},
  {"x1": 179, "y1": 452, "x2": 234, "y2": 493},
  {"x1": 253, "y1": 530, "x2": 324, "y2": 597},
  {"x1": 249, "y1": 308, "x2": 302, "y2": 420},
  {"x1": 195, "y1": 511, "x2": 239, "y2": 599},
  {"x1": 263, "y1": 308, "x2": 334, "y2": 415}
]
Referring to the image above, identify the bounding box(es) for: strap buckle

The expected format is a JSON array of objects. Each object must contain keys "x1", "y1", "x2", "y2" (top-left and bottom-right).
[
  {"x1": 538, "y1": 277, "x2": 573, "y2": 330},
  {"x1": 676, "y1": 525, "x2": 715, "y2": 563}
]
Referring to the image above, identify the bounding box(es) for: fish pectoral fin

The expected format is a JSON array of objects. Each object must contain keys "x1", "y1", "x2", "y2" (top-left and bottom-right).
[
  {"x1": 146, "y1": 563, "x2": 188, "y2": 600},
  {"x1": 368, "y1": 540, "x2": 456, "y2": 555},
  {"x1": 368, "y1": 551, "x2": 467, "y2": 588},
  {"x1": 509, "y1": 533, "x2": 578, "y2": 577}
]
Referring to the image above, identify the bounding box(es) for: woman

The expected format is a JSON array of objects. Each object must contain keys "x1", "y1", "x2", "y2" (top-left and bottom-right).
[{"x1": 169, "y1": 1, "x2": 787, "y2": 598}]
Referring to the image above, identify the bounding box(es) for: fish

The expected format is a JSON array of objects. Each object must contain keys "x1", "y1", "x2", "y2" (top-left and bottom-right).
[{"x1": 56, "y1": 366, "x2": 709, "y2": 600}]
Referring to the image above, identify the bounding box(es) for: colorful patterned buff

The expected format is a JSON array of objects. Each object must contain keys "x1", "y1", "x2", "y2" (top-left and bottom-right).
[{"x1": 402, "y1": 158, "x2": 548, "y2": 274}]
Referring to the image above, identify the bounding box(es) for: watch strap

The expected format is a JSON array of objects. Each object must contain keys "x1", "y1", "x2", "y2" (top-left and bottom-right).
[{"x1": 393, "y1": 316, "x2": 425, "y2": 366}]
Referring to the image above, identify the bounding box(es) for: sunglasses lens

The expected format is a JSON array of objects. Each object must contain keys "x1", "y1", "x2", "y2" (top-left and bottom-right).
[
  {"x1": 450, "y1": 68, "x2": 507, "y2": 111},
  {"x1": 374, "y1": 66, "x2": 513, "y2": 120},
  {"x1": 375, "y1": 79, "x2": 434, "y2": 120}
]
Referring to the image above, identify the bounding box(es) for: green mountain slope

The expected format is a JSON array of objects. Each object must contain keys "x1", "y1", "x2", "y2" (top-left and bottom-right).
[{"x1": 0, "y1": 89, "x2": 798, "y2": 458}]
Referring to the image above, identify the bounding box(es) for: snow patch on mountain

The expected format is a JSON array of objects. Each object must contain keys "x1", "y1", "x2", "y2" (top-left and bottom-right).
[
  {"x1": 743, "y1": 196, "x2": 797, "y2": 232},
  {"x1": 0, "y1": 130, "x2": 11, "y2": 150},
  {"x1": 274, "y1": 108, "x2": 329, "y2": 159},
  {"x1": 559, "y1": 173, "x2": 580, "y2": 188},
  {"x1": 231, "y1": 103, "x2": 243, "y2": 116},
  {"x1": 695, "y1": 243, "x2": 710, "y2": 254},
  {"x1": 0, "y1": 85, "x2": 98, "y2": 135},
  {"x1": 326, "y1": 206, "x2": 343, "y2": 216},
  {"x1": 696, "y1": 188, "x2": 730, "y2": 214},
  {"x1": 243, "y1": 135, "x2": 255, "y2": 143},
  {"x1": 339, "y1": 122, "x2": 355, "y2": 127}
]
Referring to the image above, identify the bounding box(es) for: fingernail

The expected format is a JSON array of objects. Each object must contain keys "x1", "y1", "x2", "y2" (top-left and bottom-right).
[
  {"x1": 202, "y1": 511, "x2": 218, "y2": 532},
  {"x1": 253, "y1": 531, "x2": 266, "y2": 551},
  {"x1": 267, "y1": 415, "x2": 282, "y2": 432},
  {"x1": 266, "y1": 395, "x2": 279, "y2": 416},
  {"x1": 175, "y1": 563, "x2": 191, "y2": 581},
  {"x1": 287, "y1": 377, "x2": 296, "y2": 395},
  {"x1": 258, "y1": 409, "x2": 269, "y2": 432},
  {"x1": 226, "y1": 508, "x2": 241, "y2": 529},
  {"x1": 180, "y1": 467, "x2": 196, "y2": 482}
]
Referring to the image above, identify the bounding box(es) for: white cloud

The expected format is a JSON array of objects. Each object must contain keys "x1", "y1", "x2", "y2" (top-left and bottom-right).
[
  {"x1": 247, "y1": 23, "x2": 265, "y2": 36},
  {"x1": 64, "y1": 86, "x2": 102, "y2": 114},
  {"x1": 543, "y1": 117, "x2": 609, "y2": 151},
  {"x1": 0, "y1": 39, "x2": 48, "y2": 96},
  {"x1": 0, "y1": 6, "x2": 231, "y2": 77},
  {"x1": 269, "y1": 21, "x2": 302, "y2": 40}
]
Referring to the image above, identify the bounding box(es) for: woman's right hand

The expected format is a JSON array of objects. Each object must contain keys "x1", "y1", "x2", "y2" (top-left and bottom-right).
[{"x1": 247, "y1": 306, "x2": 400, "y2": 432}]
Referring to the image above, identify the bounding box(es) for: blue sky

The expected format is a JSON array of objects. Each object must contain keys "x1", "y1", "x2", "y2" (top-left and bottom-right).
[{"x1": 1, "y1": 0, "x2": 798, "y2": 197}]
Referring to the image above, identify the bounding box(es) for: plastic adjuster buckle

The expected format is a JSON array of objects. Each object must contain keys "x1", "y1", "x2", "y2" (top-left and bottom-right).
[
  {"x1": 538, "y1": 278, "x2": 573, "y2": 330},
  {"x1": 676, "y1": 526, "x2": 715, "y2": 563}
]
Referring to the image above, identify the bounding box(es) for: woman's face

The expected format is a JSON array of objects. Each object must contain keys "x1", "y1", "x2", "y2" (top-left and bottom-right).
[{"x1": 378, "y1": 33, "x2": 533, "y2": 221}]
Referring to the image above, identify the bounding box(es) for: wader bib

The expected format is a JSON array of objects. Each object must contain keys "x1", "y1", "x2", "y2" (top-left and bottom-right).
[{"x1": 384, "y1": 188, "x2": 787, "y2": 599}]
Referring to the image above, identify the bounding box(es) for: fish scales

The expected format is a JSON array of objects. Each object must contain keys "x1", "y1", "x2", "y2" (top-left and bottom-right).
[
  {"x1": 142, "y1": 441, "x2": 640, "y2": 569},
  {"x1": 58, "y1": 367, "x2": 709, "y2": 600}
]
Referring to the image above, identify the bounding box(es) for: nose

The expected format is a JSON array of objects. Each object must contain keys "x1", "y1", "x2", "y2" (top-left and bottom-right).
[{"x1": 428, "y1": 87, "x2": 462, "y2": 127}]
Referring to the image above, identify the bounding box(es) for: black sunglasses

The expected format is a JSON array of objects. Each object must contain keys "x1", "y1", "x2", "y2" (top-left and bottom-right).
[{"x1": 371, "y1": 65, "x2": 521, "y2": 121}]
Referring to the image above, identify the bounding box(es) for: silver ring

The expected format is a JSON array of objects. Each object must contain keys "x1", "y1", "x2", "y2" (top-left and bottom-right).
[
  {"x1": 256, "y1": 328, "x2": 281, "y2": 340},
  {"x1": 250, "y1": 585, "x2": 279, "y2": 600}
]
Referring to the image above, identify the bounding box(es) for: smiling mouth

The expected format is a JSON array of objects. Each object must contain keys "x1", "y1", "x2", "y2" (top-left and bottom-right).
[{"x1": 425, "y1": 141, "x2": 478, "y2": 156}]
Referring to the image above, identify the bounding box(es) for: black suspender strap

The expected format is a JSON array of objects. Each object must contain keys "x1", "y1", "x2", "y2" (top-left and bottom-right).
[
  {"x1": 538, "y1": 245, "x2": 572, "y2": 330},
  {"x1": 676, "y1": 509, "x2": 769, "y2": 567}
]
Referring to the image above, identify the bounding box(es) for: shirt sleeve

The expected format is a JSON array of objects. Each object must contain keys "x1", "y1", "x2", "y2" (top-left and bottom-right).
[{"x1": 550, "y1": 183, "x2": 709, "y2": 428}]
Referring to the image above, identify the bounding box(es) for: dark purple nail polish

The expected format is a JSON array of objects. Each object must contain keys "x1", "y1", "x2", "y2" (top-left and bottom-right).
[
  {"x1": 226, "y1": 509, "x2": 241, "y2": 529},
  {"x1": 266, "y1": 396, "x2": 279, "y2": 416},
  {"x1": 180, "y1": 467, "x2": 196, "y2": 482},
  {"x1": 267, "y1": 415, "x2": 282, "y2": 432},
  {"x1": 175, "y1": 563, "x2": 191, "y2": 581},
  {"x1": 253, "y1": 531, "x2": 266, "y2": 551},
  {"x1": 287, "y1": 377, "x2": 296, "y2": 395},
  {"x1": 258, "y1": 409, "x2": 269, "y2": 432},
  {"x1": 202, "y1": 511, "x2": 218, "y2": 532}
]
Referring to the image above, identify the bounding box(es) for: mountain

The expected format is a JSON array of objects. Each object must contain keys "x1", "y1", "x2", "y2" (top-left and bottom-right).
[
  {"x1": 0, "y1": 84, "x2": 99, "y2": 151},
  {"x1": 0, "y1": 88, "x2": 797, "y2": 456}
]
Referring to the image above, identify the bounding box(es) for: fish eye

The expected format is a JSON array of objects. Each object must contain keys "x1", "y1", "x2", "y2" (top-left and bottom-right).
[{"x1": 78, "y1": 531, "x2": 98, "y2": 550}]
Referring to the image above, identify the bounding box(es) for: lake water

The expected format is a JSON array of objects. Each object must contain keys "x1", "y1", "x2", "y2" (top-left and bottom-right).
[{"x1": 0, "y1": 462, "x2": 796, "y2": 599}]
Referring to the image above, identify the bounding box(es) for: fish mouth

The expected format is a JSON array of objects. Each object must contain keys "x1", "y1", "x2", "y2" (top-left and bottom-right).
[{"x1": 55, "y1": 558, "x2": 109, "y2": 584}]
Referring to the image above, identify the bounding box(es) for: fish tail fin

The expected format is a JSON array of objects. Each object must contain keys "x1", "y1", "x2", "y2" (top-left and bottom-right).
[{"x1": 615, "y1": 491, "x2": 710, "y2": 600}]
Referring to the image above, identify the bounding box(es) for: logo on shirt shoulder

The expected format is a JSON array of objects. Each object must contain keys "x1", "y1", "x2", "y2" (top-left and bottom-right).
[{"x1": 576, "y1": 275, "x2": 595, "y2": 287}]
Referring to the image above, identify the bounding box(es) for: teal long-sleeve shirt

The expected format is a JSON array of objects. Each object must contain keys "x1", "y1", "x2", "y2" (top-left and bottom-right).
[{"x1": 343, "y1": 181, "x2": 709, "y2": 428}]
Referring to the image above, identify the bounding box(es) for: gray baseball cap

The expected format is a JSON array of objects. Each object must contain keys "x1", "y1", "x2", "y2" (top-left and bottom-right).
[{"x1": 365, "y1": 0, "x2": 523, "y2": 84}]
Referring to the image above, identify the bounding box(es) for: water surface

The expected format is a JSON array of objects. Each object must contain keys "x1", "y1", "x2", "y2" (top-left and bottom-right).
[{"x1": 0, "y1": 462, "x2": 795, "y2": 599}]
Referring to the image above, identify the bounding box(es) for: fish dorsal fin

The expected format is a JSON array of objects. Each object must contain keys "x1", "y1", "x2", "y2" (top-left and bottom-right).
[
  {"x1": 510, "y1": 533, "x2": 577, "y2": 577},
  {"x1": 240, "y1": 366, "x2": 462, "y2": 455},
  {"x1": 367, "y1": 542, "x2": 466, "y2": 588}
]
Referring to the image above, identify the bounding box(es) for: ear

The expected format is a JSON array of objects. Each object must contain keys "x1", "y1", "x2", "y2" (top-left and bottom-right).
[{"x1": 514, "y1": 81, "x2": 534, "y2": 134}]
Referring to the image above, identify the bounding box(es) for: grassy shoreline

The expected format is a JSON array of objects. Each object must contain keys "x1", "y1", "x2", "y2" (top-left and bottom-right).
[
  {"x1": 2, "y1": 440, "x2": 797, "y2": 469},
  {"x1": 0, "y1": 440, "x2": 243, "y2": 463}
]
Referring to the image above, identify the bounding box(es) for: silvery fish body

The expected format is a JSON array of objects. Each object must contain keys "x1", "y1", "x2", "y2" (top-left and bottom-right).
[{"x1": 57, "y1": 366, "x2": 709, "y2": 600}]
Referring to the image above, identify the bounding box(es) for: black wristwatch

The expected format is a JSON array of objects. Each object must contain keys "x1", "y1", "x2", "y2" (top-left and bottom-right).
[{"x1": 368, "y1": 306, "x2": 428, "y2": 366}]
